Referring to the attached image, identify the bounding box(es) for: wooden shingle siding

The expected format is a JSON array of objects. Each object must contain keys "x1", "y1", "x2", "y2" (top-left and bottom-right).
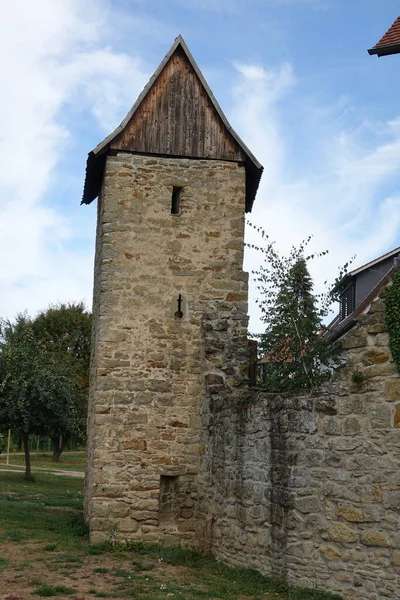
[{"x1": 111, "y1": 48, "x2": 244, "y2": 162}]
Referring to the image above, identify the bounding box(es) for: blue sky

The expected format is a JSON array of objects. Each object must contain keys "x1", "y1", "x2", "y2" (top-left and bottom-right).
[{"x1": 1, "y1": 0, "x2": 400, "y2": 332}]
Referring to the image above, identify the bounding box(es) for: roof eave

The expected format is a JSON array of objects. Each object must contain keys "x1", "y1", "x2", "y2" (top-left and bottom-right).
[
  {"x1": 349, "y1": 247, "x2": 400, "y2": 277},
  {"x1": 368, "y1": 43, "x2": 400, "y2": 57},
  {"x1": 328, "y1": 316, "x2": 357, "y2": 342},
  {"x1": 327, "y1": 267, "x2": 395, "y2": 342},
  {"x1": 331, "y1": 272, "x2": 352, "y2": 296},
  {"x1": 81, "y1": 34, "x2": 263, "y2": 208}
]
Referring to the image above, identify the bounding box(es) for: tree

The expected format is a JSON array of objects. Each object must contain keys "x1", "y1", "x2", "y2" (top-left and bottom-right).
[
  {"x1": 0, "y1": 304, "x2": 92, "y2": 478},
  {"x1": 0, "y1": 314, "x2": 82, "y2": 477},
  {"x1": 32, "y1": 302, "x2": 91, "y2": 461},
  {"x1": 0, "y1": 314, "x2": 43, "y2": 479},
  {"x1": 249, "y1": 224, "x2": 352, "y2": 391}
]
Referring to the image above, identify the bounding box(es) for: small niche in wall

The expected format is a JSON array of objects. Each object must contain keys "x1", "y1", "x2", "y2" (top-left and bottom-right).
[
  {"x1": 159, "y1": 475, "x2": 179, "y2": 525},
  {"x1": 171, "y1": 186, "x2": 182, "y2": 215}
]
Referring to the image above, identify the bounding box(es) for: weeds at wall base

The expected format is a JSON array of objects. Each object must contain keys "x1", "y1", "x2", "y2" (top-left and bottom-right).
[{"x1": 86, "y1": 540, "x2": 342, "y2": 599}]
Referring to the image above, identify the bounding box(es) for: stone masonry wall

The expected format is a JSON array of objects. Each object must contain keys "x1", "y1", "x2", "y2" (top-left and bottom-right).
[
  {"x1": 84, "y1": 150, "x2": 400, "y2": 600},
  {"x1": 85, "y1": 153, "x2": 249, "y2": 544},
  {"x1": 201, "y1": 293, "x2": 400, "y2": 600}
]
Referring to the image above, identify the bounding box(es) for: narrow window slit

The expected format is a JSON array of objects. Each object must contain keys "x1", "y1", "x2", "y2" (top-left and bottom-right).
[
  {"x1": 174, "y1": 294, "x2": 184, "y2": 319},
  {"x1": 171, "y1": 186, "x2": 182, "y2": 215}
]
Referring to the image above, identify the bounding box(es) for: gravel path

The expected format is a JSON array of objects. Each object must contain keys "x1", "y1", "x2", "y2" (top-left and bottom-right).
[{"x1": 0, "y1": 467, "x2": 84, "y2": 478}]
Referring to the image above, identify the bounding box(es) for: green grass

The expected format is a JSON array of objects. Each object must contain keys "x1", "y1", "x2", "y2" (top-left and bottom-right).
[
  {"x1": 0, "y1": 470, "x2": 342, "y2": 600},
  {"x1": 88, "y1": 591, "x2": 108, "y2": 598},
  {"x1": 32, "y1": 584, "x2": 75, "y2": 596},
  {"x1": 0, "y1": 469, "x2": 84, "y2": 505},
  {"x1": 82, "y1": 541, "x2": 341, "y2": 600},
  {"x1": 0, "y1": 471, "x2": 87, "y2": 551},
  {"x1": 0, "y1": 451, "x2": 85, "y2": 472}
]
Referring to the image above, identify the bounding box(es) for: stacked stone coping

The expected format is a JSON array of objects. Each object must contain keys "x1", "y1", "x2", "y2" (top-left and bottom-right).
[
  {"x1": 201, "y1": 293, "x2": 400, "y2": 600},
  {"x1": 85, "y1": 153, "x2": 250, "y2": 545}
]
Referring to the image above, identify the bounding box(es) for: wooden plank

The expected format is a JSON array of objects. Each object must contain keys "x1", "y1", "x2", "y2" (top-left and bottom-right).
[{"x1": 111, "y1": 50, "x2": 244, "y2": 162}]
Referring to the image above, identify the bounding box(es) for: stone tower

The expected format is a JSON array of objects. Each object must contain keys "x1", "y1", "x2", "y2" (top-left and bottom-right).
[{"x1": 82, "y1": 36, "x2": 263, "y2": 544}]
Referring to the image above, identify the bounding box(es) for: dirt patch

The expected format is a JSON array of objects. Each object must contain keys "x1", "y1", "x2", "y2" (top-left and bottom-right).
[{"x1": 0, "y1": 541, "x2": 220, "y2": 600}]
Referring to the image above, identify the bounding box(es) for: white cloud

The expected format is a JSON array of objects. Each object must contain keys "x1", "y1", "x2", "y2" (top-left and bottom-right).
[
  {"x1": 1, "y1": 0, "x2": 399, "y2": 342},
  {"x1": 0, "y1": 0, "x2": 149, "y2": 319},
  {"x1": 60, "y1": 50, "x2": 148, "y2": 132},
  {"x1": 231, "y1": 62, "x2": 295, "y2": 194},
  {"x1": 231, "y1": 63, "x2": 400, "y2": 333}
]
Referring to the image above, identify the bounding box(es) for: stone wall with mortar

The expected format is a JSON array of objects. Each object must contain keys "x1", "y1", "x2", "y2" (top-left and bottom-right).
[
  {"x1": 85, "y1": 153, "x2": 250, "y2": 544},
  {"x1": 85, "y1": 150, "x2": 400, "y2": 600},
  {"x1": 201, "y1": 293, "x2": 400, "y2": 600}
]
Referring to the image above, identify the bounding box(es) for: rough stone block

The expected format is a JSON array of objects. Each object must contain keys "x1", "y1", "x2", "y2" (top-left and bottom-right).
[
  {"x1": 383, "y1": 490, "x2": 400, "y2": 511},
  {"x1": 333, "y1": 571, "x2": 352, "y2": 583},
  {"x1": 329, "y1": 522, "x2": 358, "y2": 544},
  {"x1": 224, "y1": 291, "x2": 247, "y2": 303},
  {"x1": 90, "y1": 531, "x2": 108, "y2": 544},
  {"x1": 342, "y1": 331, "x2": 368, "y2": 349},
  {"x1": 364, "y1": 361, "x2": 398, "y2": 378},
  {"x1": 342, "y1": 416, "x2": 366, "y2": 435},
  {"x1": 315, "y1": 397, "x2": 337, "y2": 415},
  {"x1": 367, "y1": 404, "x2": 393, "y2": 429},
  {"x1": 122, "y1": 439, "x2": 147, "y2": 450},
  {"x1": 100, "y1": 329, "x2": 127, "y2": 343},
  {"x1": 320, "y1": 545, "x2": 341, "y2": 561},
  {"x1": 360, "y1": 531, "x2": 388, "y2": 547},
  {"x1": 369, "y1": 299, "x2": 385, "y2": 314},
  {"x1": 361, "y1": 348, "x2": 390, "y2": 366},
  {"x1": 337, "y1": 395, "x2": 364, "y2": 415},
  {"x1": 364, "y1": 311, "x2": 384, "y2": 326},
  {"x1": 323, "y1": 416, "x2": 341, "y2": 435},
  {"x1": 110, "y1": 503, "x2": 130, "y2": 518},
  {"x1": 375, "y1": 333, "x2": 390, "y2": 347},
  {"x1": 91, "y1": 503, "x2": 110, "y2": 518},
  {"x1": 118, "y1": 518, "x2": 139, "y2": 533},
  {"x1": 337, "y1": 504, "x2": 363, "y2": 522},
  {"x1": 367, "y1": 323, "x2": 387, "y2": 334},
  {"x1": 295, "y1": 496, "x2": 321, "y2": 514},
  {"x1": 385, "y1": 380, "x2": 400, "y2": 402}
]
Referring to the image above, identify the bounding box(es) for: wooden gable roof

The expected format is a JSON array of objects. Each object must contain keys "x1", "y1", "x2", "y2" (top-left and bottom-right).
[
  {"x1": 82, "y1": 36, "x2": 263, "y2": 212},
  {"x1": 368, "y1": 15, "x2": 400, "y2": 57}
]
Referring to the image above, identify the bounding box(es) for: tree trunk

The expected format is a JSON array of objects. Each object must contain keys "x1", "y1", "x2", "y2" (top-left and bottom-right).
[
  {"x1": 22, "y1": 431, "x2": 33, "y2": 481},
  {"x1": 51, "y1": 435, "x2": 68, "y2": 462}
]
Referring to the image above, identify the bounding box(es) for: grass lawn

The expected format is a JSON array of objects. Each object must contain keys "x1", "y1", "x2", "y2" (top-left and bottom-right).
[
  {"x1": 0, "y1": 451, "x2": 86, "y2": 472},
  {"x1": 0, "y1": 470, "x2": 342, "y2": 600}
]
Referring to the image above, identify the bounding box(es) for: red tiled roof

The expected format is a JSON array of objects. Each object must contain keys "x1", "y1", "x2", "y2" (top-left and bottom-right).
[{"x1": 368, "y1": 16, "x2": 400, "y2": 56}]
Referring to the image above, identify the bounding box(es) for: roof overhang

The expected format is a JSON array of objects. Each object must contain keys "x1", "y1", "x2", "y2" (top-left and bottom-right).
[
  {"x1": 81, "y1": 35, "x2": 263, "y2": 213},
  {"x1": 368, "y1": 15, "x2": 400, "y2": 58},
  {"x1": 327, "y1": 268, "x2": 395, "y2": 342},
  {"x1": 368, "y1": 43, "x2": 400, "y2": 57},
  {"x1": 332, "y1": 246, "x2": 400, "y2": 294}
]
